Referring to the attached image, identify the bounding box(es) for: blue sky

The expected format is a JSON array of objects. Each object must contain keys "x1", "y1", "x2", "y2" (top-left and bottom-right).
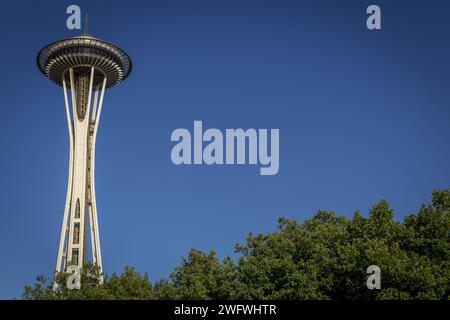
[{"x1": 0, "y1": 0, "x2": 449, "y2": 298}]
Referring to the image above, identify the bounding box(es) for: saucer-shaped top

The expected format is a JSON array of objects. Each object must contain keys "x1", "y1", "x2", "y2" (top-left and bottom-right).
[{"x1": 37, "y1": 34, "x2": 132, "y2": 89}]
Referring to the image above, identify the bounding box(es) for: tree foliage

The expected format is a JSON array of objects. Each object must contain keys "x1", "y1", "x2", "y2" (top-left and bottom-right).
[{"x1": 23, "y1": 190, "x2": 450, "y2": 300}]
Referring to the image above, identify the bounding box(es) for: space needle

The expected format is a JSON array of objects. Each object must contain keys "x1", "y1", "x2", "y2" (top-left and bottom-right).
[{"x1": 37, "y1": 25, "x2": 132, "y2": 287}]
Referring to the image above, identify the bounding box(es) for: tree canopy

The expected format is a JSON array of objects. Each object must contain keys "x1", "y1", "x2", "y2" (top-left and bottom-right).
[{"x1": 23, "y1": 190, "x2": 450, "y2": 300}]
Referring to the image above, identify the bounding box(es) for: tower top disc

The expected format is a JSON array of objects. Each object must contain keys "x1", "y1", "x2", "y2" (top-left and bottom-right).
[{"x1": 37, "y1": 34, "x2": 132, "y2": 89}]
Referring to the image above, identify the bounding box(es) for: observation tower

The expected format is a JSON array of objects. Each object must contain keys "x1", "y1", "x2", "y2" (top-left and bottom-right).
[{"x1": 37, "y1": 30, "x2": 132, "y2": 287}]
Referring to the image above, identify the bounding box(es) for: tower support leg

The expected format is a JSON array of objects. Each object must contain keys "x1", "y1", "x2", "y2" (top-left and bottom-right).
[{"x1": 53, "y1": 68, "x2": 106, "y2": 290}]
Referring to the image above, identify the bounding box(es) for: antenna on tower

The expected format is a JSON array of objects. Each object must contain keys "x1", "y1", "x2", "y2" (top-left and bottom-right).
[{"x1": 84, "y1": 14, "x2": 89, "y2": 35}]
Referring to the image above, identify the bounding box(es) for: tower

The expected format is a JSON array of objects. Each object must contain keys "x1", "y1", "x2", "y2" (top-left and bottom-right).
[{"x1": 37, "y1": 33, "x2": 132, "y2": 286}]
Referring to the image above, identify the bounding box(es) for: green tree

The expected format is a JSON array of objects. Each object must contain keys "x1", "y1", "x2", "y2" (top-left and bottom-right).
[{"x1": 23, "y1": 190, "x2": 450, "y2": 300}]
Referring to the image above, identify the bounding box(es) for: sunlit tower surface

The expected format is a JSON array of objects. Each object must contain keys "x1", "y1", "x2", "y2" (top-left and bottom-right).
[{"x1": 37, "y1": 31, "x2": 132, "y2": 287}]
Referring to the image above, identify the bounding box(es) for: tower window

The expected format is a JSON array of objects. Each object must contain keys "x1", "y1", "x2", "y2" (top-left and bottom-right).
[
  {"x1": 72, "y1": 249, "x2": 79, "y2": 265},
  {"x1": 73, "y1": 223, "x2": 80, "y2": 244},
  {"x1": 75, "y1": 199, "x2": 80, "y2": 219}
]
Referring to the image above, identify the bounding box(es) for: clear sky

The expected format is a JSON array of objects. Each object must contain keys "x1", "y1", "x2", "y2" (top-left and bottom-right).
[{"x1": 0, "y1": 0, "x2": 449, "y2": 298}]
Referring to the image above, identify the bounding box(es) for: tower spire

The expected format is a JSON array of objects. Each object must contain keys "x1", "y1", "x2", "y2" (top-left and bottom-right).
[{"x1": 84, "y1": 14, "x2": 88, "y2": 35}]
